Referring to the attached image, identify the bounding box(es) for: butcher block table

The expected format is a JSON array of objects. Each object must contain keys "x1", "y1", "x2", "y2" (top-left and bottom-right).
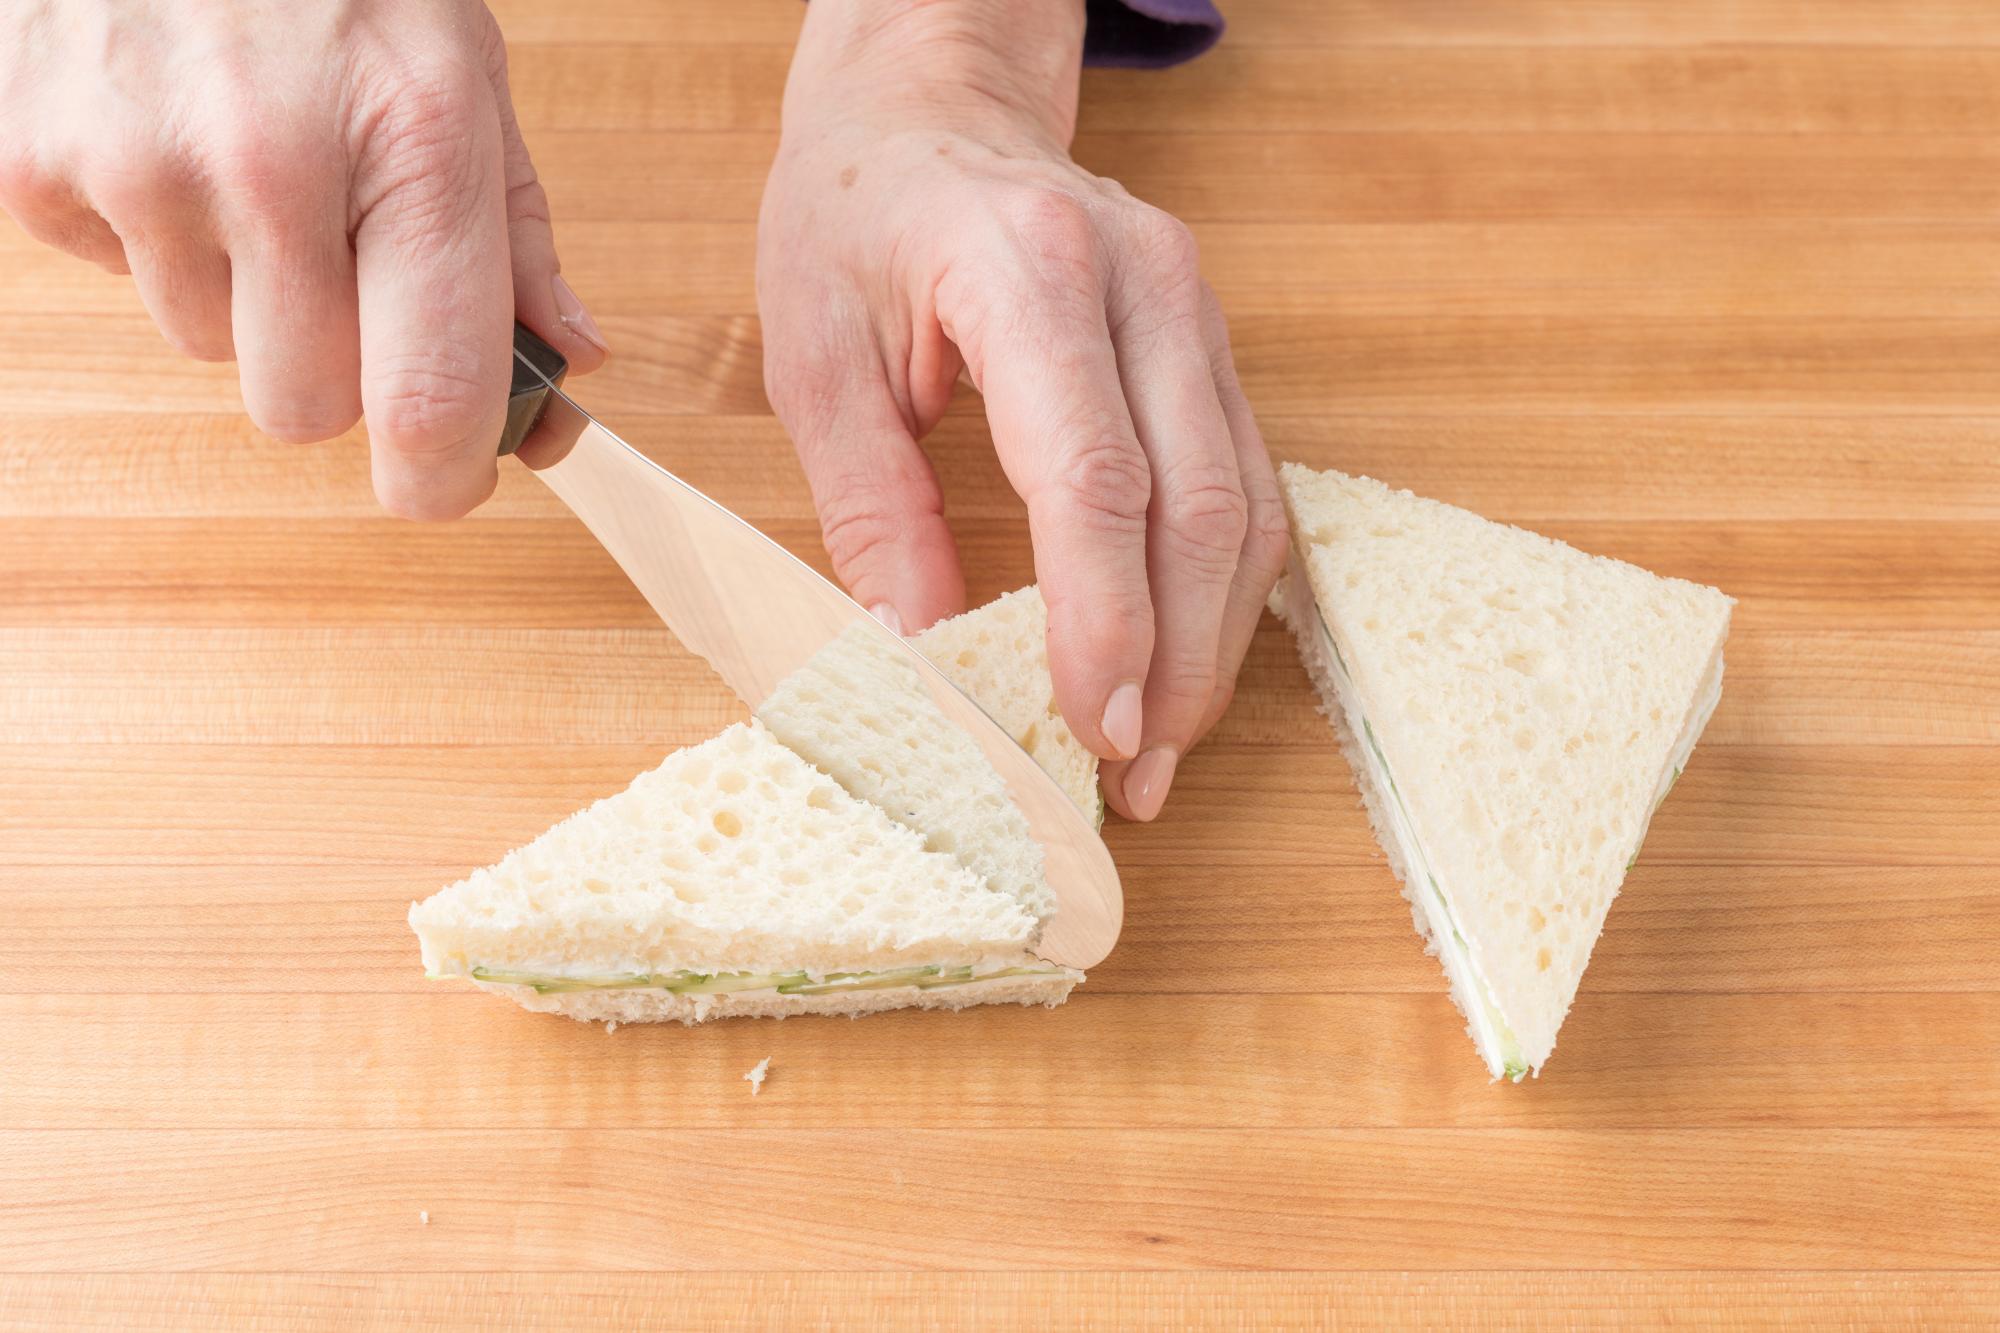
[{"x1": 5, "y1": 1, "x2": 2000, "y2": 1327}]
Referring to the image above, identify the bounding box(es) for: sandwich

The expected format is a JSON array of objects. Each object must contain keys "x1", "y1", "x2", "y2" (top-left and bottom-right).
[
  {"x1": 410, "y1": 587, "x2": 1100, "y2": 1024},
  {"x1": 1273, "y1": 466, "x2": 1732, "y2": 1079}
]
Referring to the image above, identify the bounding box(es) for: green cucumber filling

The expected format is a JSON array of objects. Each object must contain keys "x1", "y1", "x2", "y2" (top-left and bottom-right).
[
  {"x1": 453, "y1": 963, "x2": 1062, "y2": 997},
  {"x1": 1316, "y1": 607, "x2": 1528, "y2": 1081},
  {"x1": 1627, "y1": 766, "x2": 1681, "y2": 870}
]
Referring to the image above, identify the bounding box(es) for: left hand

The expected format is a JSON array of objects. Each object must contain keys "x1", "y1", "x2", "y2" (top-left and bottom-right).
[{"x1": 756, "y1": 0, "x2": 1288, "y2": 822}]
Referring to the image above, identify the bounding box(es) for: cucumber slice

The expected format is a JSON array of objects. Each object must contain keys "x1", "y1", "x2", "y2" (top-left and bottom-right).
[
  {"x1": 458, "y1": 963, "x2": 1064, "y2": 998},
  {"x1": 910, "y1": 966, "x2": 977, "y2": 989},
  {"x1": 471, "y1": 967, "x2": 653, "y2": 993},
  {"x1": 668, "y1": 971, "x2": 808, "y2": 995},
  {"x1": 777, "y1": 966, "x2": 941, "y2": 996}
]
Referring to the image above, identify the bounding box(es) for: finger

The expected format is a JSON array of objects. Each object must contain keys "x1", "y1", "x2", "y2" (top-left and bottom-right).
[
  {"x1": 1097, "y1": 222, "x2": 1246, "y2": 823},
  {"x1": 118, "y1": 225, "x2": 235, "y2": 362},
  {"x1": 223, "y1": 170, "x2": 363, "y2": 441},
  {"x1": 0, "y1": 150, "x2": 127, "y2": 271},
  {"x1": 1196, "y1": 283, "x2": 1288, "y2": 739},
  {"x1": 780, "y1": 348, "x2": 964, "y2": 633},
  {"x1": 81, "y1": 143, "x2": 229, "y2": 354},
  {"x1": 961, "y1": 285, "x2": 1156, "y2": 765},
  {"x1": 352, "y1": 68, "x2": 514, "y2": 520},
  {"x1": 477, "y1": 15, "x2": 608, "y2": 375}
]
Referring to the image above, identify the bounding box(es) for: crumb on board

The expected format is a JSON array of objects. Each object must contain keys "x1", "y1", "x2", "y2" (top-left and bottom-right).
[
  {"x1": 744, "y1": 1056, "x2": 772, "y2": 1096},
  {"x1": 604, "y1": 1020, "x2": 618, "y2": 1035},
  {"x1": 419, "y1": 1211, "x2": 429, "y2": 1226}
]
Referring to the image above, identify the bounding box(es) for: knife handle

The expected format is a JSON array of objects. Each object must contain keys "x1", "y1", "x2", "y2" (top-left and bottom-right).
[{"x1": 500, "y1": 322, "x2": 570, "y2": 457}]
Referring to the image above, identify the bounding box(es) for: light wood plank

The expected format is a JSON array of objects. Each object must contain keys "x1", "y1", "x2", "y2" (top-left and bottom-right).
[
  {"x1": 518, "y1": 131, "x2": 2000, "y2": 224},
  {"x1": 488, "y1": 0, "x2": 2000, "y2": 48},
  {"x1": 18, "y1": 220, "x2": 2000, "y2": 321},
  {"x1": 20, "y1": 313, "x2": 2000, "y2": 418},
  {"x1": 0, "y1": 314, "x2": 769, "y2": 416},
  {"x1": 3, "y1": 626, "x2": 1994, "y2": 747},
  {"x1": 0, "y1": 992, "x2": 1991, "y2": 1131},
  {"x1": 1071, "y1": 131, "x2": 2000, "y2": 225},
  {"x1": 491, "y1": 0, "x2": 804, "y2": 45},
  {"x1": 1094, "y1": 46, "x2": 2000, "y2": 135},
  {"x1": 534, "y1": 130, "x2": 777, "y2": 221},
  {"x1": 9, "y1": 413, "x2": 2000, "y2": 523},
  {"x1": 5, "y1": 863, "x2": 1994, "y2": 997},
  {"x1": 493, "y1": 45, "x2": 2000, "y2": 135},
  {"x1": 7, "y1": 1271, "x2": 1999, "y2": 1332},
  {"x1": 0, "y1": 743, "x2": 1994, "y2": 869},
  {"x1": 2, "y1": 1128, "x2": 1996, "y2": 1270},
  {"x1": 2, "y1": 518, "x2": 1992, "y2": 632},
  {"x1": 1225, "y1": 316, "x2": 2000, "y2": 416},
  {"x1": 0, "y1": 413, "x2": 816, "y2": 521}
]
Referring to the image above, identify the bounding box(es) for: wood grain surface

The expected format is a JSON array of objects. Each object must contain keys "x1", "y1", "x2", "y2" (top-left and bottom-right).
[{"x1": 3, "y1": 1, "x2": 1997, "y2": 1327}]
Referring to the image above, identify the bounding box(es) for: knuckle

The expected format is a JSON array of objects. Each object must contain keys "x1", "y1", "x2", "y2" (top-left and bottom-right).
[
  {"x1": 1129, "y1": 206, "x2": 1200, "y2": 278},
  {"x1": 815, "y1": 474, "x2": 938, "y2": 576},
  {"x1": 359, "y1": 65, "x2": 489, "y2": 217},
  {"x1": 206, "y1": 116, "x2": 319, "y2": 220},
  {"x1": 1046, "y1": 584, "x2": 1153, "y2": 667},
  {"x1": 1007, "y1": 187, "x2": 1103, "y2": 288},
  {"x1": 1109, "y1": 214, "x2": 1205, "y2": 346},
  {"x1": 76, "y1": 137, "x2": 177, "y2": 221},
  {"x1": 1158, "y1": 463, "x2": 1249, "y2": 560},
  {"x1": 1242, "y1": 486, "x2": 1293, "y2": 578},
  {"x1": 368, "y1": 357, "x2": 491, "y2": 456},
  {"x1": 762, "y1": 328, "x2": 854, "y2": 432},
  {"x1": 1050, "y1": 437, "x2": 1153, "y2": 531},
  {"x1": 505, "y1": 173, "x2": 551, "y2": 228},
  {"x1": 1153, "y1": 650, "x2": 1221, "y2": 713}
]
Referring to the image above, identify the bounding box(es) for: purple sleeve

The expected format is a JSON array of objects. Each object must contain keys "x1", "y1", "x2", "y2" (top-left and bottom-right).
[{"x1": 1086, "y1": 0, "x2": 1224, "y2": 68}]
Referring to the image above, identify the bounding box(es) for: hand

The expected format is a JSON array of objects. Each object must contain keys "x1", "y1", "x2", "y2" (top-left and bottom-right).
[
  {"x1": 0, "y1": 0, "x2": 608, "y2": 517},
  {"x1": 757, "y1": 0, "x2": 1288, "y2": 821}
]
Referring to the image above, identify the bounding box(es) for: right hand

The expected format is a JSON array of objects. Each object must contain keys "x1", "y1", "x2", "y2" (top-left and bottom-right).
[{"x1": 0, "y1": 0, "x2": 608, "y2": 517}]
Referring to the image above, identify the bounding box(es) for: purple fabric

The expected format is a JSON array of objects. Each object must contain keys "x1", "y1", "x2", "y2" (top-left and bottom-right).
[{"x1": 1087, "y1": 0, "x2": 1224, "y2": 67}]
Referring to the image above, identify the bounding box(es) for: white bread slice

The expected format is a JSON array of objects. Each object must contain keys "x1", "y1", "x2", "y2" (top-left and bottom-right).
[
  {"x1": 757, "y1": 622, "x2": 1056, "y2": 924},
  {"x1": 412, "y1": 588, "x2": 1099, "y2": 1025},
  {"x1": 1275, "y1": 465, "x2": 1731, "y2": 1078},
  {"x1": 913, "y1": 586, "x2": 1103, "y2": 827},
  {"x1": 482, "y1": 968, "x2": 1076, "y2": 1025},
  {"x1": 411, "y1": 720, "x2": 1039, "y2": 985},
  {"x1": 757, "y1": 586, "x2": 1104, "y2": 927}
]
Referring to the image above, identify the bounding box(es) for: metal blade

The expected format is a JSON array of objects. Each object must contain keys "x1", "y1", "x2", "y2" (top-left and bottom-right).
[{"x1": 514, "y1": 388, "x2": 1122, "y2": 970}]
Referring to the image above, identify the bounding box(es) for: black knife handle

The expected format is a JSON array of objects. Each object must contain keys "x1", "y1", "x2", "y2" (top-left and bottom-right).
[{"x1": 500, "y1": 322, "x2": 570, "y2": 457}]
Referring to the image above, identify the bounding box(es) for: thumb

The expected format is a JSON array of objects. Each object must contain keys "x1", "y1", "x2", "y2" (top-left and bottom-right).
[
  {"x1": 480, "y1": 16, "x2": 608, "y2": 374},
  {"x1": 785, "y1": 373, "x2": 964, "y2": 635}
]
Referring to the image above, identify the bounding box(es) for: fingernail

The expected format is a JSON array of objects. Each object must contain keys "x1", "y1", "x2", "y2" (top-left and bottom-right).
[
  {"x1": 551, "y1": 274, "x2": 609, "y2": 353},
  {"x1": 868, "y1": 601, "x2": 905, "y2": 636},
  {"x1": 1100, "y1": 682, "x2": 1143, "y2": 760},
  {"x1": 1122, "y1": 747, "x2": 1178, "y2": 822}
]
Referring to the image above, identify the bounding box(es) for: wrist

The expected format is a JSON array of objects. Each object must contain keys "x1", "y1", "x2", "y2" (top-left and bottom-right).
[{"x1": 786, "y1": 0, "x2": 1088, "y2": 148}]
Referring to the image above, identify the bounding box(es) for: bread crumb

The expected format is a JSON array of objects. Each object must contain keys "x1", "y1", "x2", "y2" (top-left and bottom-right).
[
  {"x1": 604, "y1": 1020, "x2": 618, "y2": 1035},
  {"x1": 419, "y1": 1211, "x2": 430, "y2": 1226},
  {"x1": 744, "y1": 1056, "x2": 771, "y2": 1096}
]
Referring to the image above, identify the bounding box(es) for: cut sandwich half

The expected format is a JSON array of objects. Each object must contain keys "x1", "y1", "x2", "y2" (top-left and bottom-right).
[
  {"x1": 1273, "y1": 466, "x2": 1732, "y2": 1079},
  {"x1": 911, "y1": 586, "x2": 1103, "y2": 829},
  {"x1": 411, "y1": 587, "x2": 1100, "y2": 1025}
]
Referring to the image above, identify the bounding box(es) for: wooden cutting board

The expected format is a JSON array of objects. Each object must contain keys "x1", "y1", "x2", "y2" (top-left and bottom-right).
[{"x1": 3, "y1": 1, "x2": 1997, "y2": 1325}]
